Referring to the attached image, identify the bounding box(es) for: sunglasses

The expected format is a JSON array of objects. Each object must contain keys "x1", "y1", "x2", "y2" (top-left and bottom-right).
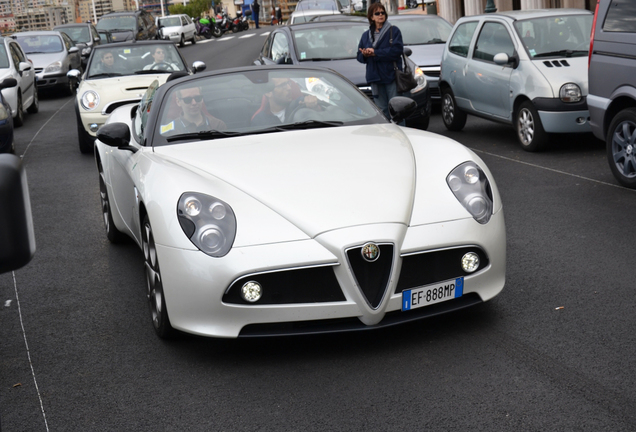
[
  {"x1": 374, "y1": 11, "x2": 386, "y2": 16},
  {"x1": 179, "y1": 95, "x2": 203, "y2": 104}
]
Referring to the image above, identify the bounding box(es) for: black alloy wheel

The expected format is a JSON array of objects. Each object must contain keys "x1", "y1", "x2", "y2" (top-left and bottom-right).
[
  {"x1": 14, "y1": 93, "x2": 24, "y2": 127},
  {"x1": 607, "y1": 108, "x2": 636, "y2": 189},
  {"x1": 441, "y1": 87, "x2": 467, "y2": 131}
]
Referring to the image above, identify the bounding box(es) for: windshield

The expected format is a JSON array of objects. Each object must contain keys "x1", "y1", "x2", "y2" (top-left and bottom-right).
[
  {"x1": 60, "y1": 26, "x2": 91, "y2": 43},
  {"x1": 398, "y1": 17, "x2": 452, "y2": 45},
  {"x1": 293, "y1": 24, "x2": 366, "y2": 60},
  {"x1": 86, "y1": 44, "x2": 187, "y2": 78},
  {"x1": 96, "y1": 16, "x2": 136, "y2": 32},
  {"x1": 15, "y1": 35, "x2": 63, "y2": 54},
  {"x1": 0, "y1": 46, "x2": 8, "y2": 69},
  {"x1": 153, "y1": 69, "x2": 383, "y2": 146},
  {"x1": 296, "y1": 0, "x2": 341, "y2": 11},
  {"x1": 158, "y1": 17, "x2": 181, "y2": 27},
  {"x1": 514, "y1": 14, "x2": 593, "y2": 58}
]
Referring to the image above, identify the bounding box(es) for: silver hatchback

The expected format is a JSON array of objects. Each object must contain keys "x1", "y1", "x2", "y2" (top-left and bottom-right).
[{"x1": 440, "y1": 9, "x2": 593, "y2": 151}]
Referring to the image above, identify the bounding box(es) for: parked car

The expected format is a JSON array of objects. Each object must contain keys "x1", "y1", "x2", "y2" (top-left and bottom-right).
[
  {"x1": 69, "y1": 40, "x2": 205, "y2": 154},
  {"x1": 54, "y1": 22, "x2": 101, "y2": 68},
  {"x1": 588, "y1": 0, "x2": 636, "y2": 188},
  {"x1": 0, "y1": 78, "x2": 17, "y2": 153},
  {"x1": 95, "y1": 10, "x2": 157, "y2": 43},
  {"x1": 289, "y1": 9, "x2": 341, "y2": 24},
  {"x1": 156, "y1": 14, "x2": 197, "y2": 47},
  {"x1": 255, "y1": 21, "x2": 431, "y2": 129},
  {"x1": 0, "y1": 36, "x2": 38, "y2": 127},
  {"x1": 94, "y1": 66, "x2": 506, "y2": 339},
  {"x1": 391, "y1": 14, "x2": 453, "y2": 102},
  {"x1": 12, "y1": 30, "x2": 81, "y2": 95},
  {"x1": 439, "y1": 9, "x2": 593, "y2": 151},
  {"x1": 97, "y1": 29, "x2": 113, "y2": 44},
  {"x1": 295, "y1": 0, "x2": 347, "y2": 14}
]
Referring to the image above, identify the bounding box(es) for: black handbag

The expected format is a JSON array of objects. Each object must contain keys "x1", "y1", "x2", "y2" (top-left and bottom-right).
[
  {"x1": 394, "y1": 54, "x2": 417, "y2": 94},
  {"x1": 389, "y1": 27, "x2": 417, "y2": 94}
]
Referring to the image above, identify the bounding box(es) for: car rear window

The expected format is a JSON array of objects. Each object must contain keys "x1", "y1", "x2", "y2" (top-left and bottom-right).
[{"x1": 602, "y1": 0, "x2": 636, "y2": 33}]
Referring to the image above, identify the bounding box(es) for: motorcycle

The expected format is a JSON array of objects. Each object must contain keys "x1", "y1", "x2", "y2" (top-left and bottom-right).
[
  {"x1": 194, "y1": 16, "x2": 222, "y2": 39},
  {"x1": 216, "y1": 12, "x2": 233, "y2": 35},
  {"x1": 239, "y1": 10, "x2": 250, "y2": 31},
  {"x1": 231, "y1": 12, "x2": 242, "y2": 33}
]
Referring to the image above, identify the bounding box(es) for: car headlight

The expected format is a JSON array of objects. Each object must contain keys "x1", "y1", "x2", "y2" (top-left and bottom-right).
[
  {"x1": 560, "y1": 83, "x2": 581, "y2": 103},
  {"x1": 81, "y1": 47, "x2": 92, "y2": 56},
  {"x1": 446, "y1": 162, "x2": 493, "y2": 224},
  {"x1": 44, "y1": 61, "x2": 62, "y2": 73},
  {"x1": 0, "y1": 104, "x2": 9, "y2": 121},
  {"x1": 410, "y1": 66, "x2": 427, "y2": 94},
  {"x1": 177, "y1": 193, "x2": 236, "y2": 257},
  {"x1": 80, "y1": 90, "x2": 100, "y2": 110},
  {"x1": 167, "y1": 31, "x2": 178, "y2": 37}
]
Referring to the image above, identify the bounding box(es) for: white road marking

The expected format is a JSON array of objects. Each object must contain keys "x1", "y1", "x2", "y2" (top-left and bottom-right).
[
  {"x1": 5, "y1": 299, "x2": 11, "y2": 307},
  {"x1": 261, "y1": 32, "x2": 270, "y2": 36},
  {"x1": 240, "y1": 33, "x2": 255, "y2": 38},
  {"x1": 218, "y1": 36, "x2": 235, "y2": 41},
  {"x1": 198, "y1": 39, "x2": 214, "y2": 43}
]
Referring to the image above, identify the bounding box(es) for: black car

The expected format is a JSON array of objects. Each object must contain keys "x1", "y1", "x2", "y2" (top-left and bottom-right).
[
  {"x1": 254, "y1": 20, "x2": 431, "y2": 129},
  {"x1": 54, "y1": 22, "x2": 101, "y2": 67},
  {"x1": 95, "y1": 10, "x2": 157, "y2": 43}
]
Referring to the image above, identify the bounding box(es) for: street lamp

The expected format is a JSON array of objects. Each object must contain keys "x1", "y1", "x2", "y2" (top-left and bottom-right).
[{"x1": 485, "y1": 0, "x2": 496, "y2": 13}]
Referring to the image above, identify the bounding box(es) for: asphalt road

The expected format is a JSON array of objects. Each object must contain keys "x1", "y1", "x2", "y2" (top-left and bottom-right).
[{"x1": 2, "y1": 27, "x2": 636, "y2": 431}]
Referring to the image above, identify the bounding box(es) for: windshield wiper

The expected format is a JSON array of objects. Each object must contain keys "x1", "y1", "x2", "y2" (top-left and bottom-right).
[
  {"x1": 134, "y1": 69, "x2": 175, "y2": 74},
  {"x1": 165, "y1": 129, "x2": 243, "y2": 142},
  {"x1": 533, "y1": 49, "x2": 587, "y2": 58},
  {"x1": 300, "y1": 58, "x2": 334, "y2": 62},
  {"x1": 88, "y1": 72, "x2": 123, "y2": 78},
  {"x1": 108, "y1": 29, "x2": 133, "y2": 33},
  {"x1": 272, "y1": 120, "x2": 344, "y2": 131}
]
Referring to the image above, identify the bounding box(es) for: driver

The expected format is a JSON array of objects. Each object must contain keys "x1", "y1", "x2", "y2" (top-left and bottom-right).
[
  {"x1": 98, "y1": 50, "x2": 116, "y2": 72},
  {"x1": 162, "y1": 86, "x2": 226, "y2": 134},
  {"x1": 143, "y1": 46, "x2": 179, "y2": 71},
  {"x1": 251, "y1": 78, "x2": 321, "y2": 126}
]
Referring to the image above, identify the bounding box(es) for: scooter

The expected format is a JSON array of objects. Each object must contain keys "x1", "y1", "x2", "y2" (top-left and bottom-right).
[
  {"x1": 231, "y1": 12, "x2": 242, "y2": 33},
  {"x1": 193, "y1": 17, "x2": 212, "y2": 39},
  {"x1": 240, "y1": 9, "x2": 251, "y2": 31},
  {"x1": 216, "y1": 12, "x2": 233, "y2": 35}
]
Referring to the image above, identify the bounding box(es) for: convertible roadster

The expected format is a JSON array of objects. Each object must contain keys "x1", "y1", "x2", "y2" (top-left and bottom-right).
[{"x1": 95, "y1": 66, "x2": 506, "y2": 339}]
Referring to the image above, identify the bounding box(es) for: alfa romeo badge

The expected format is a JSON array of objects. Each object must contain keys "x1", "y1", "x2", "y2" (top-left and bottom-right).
[{"x1": 361, "y1": 242, "x2": 380, "y2": 262}]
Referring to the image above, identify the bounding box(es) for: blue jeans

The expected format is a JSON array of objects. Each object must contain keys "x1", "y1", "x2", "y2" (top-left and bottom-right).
[
  {"x1": 254, "y1": 15, "x2": 259, "y2": 28},
  {"x1": 371, "y1": 81, "x2": 398, "y2": 120}
]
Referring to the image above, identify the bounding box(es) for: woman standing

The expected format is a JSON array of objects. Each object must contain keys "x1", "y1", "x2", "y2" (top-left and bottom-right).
[{"x1": 356, "y1": 3, "x2": 404, "y2": 119}]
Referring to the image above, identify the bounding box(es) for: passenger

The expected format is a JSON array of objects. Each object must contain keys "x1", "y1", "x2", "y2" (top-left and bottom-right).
[
  {"x1": 251, "y1": 78, "x2": 321, "y2": 126},
  {"x1": 143, "y1": 47, "x2": 179, "y2": 71},
  {"x1": 98, "y1": 50, "x2": 116, "y2": 73},
  {"x1": 162, "y1": 86, "x2": 226, "y2": 134}
]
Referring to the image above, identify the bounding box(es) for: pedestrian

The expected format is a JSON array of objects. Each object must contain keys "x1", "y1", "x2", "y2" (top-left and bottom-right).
[
  {"x1": 356, "y1": 2, "x2": 404, "y2": 119},
  {"x1": 252, "y1": 0, "x2": 260, "y2": 28},
  {"x1": 276, "y1": 6, "x2": 282, "y2": 25}
]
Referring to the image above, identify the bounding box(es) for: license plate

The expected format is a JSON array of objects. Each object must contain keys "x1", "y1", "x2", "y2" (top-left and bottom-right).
[{"x1": 401, "y1": 277, "x2": 464, "y2": 311}]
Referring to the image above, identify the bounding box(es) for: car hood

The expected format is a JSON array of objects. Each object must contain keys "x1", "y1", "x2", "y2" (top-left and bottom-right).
[
  {"x1": 304, "y1": 58, "x2": 367, "y2": 86},
  {"x1": 160, "y1": 25, "x2": 184, "y2": 33},
  {"x1": 155, "y1": 124, "x2": 418, "y2": 237},
  {"x1": 532, "y1": 56, "x2": 589, "y2": 96},
  {"x1": 26, "y1": 52, "x2": 66, "y2": 68},
  {"x1": 404, "y1": 43, "x2": 445, "y2": 67},
  {"x1": 79, "y1": 74, "x2": 171, "y2": 109}
]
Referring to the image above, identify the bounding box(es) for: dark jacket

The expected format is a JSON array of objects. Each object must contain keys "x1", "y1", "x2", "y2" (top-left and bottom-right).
[
  {"x1": 252, "y1": 0, "x2": 260, "y2": 14},
  {"x1": 356, "y1": 23, "x2": 404, "y2": 84}
]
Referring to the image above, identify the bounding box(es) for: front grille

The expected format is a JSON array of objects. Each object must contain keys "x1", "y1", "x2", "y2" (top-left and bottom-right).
[
  {"x1": 395, "y1": 247, "x2": 489, "y2": 293},
  {"x1": 223, "y1": 265, "x2": 345, "y2": 305},
  {"x1": 423, "y1": 71, "x2": 440, "y2": 78},
  {"x1": 346, "y1": 244, "x2": 394, "y2": 309},
  {"x1": 34, "y1": 68, "x2": 43, "y2": 73}
]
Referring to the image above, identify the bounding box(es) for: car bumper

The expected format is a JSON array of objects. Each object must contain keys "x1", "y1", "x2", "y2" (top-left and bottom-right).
[
  {"x1": 36, "y1": 71, "x2": 68, "y2": 89},
  {"x1": 587, "y1": 94, "x2": 610, "y2": 141},
  {"x1": 538, "y1": 109, "x2": 591, "y2": 134},
  {"x1": 156, "y1": 211, "x2": 506, "y2": 338},
  {"x1": 162, "y1": 34, "x2": 181, "y2": 43}
]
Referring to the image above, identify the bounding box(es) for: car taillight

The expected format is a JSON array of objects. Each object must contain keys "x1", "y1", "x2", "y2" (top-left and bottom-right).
[{"x1": 589, "y1": 0, "x2": 600, "y2": 68}]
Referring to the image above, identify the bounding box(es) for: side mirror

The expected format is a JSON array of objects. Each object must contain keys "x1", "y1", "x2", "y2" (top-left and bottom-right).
[
  {"x1": 192, "y1": 61, "x2": 206, "y2": 73},
  {"x1": 0, "y1": 77, "x2": 17, "y2": 90},
  {"x1": 494, "y1": 52, "x2": 519, "y2": 68},
  {"x1": 69, "y1": 46, "x2": 79, "y2": 54},
  {"x1": 94, "y1": 37, "x2": 101, "y2": 43},
  {"x1": 96, "y1": 122, "x2": 135, "y2": 153},
  {"x1": 0, "y1": 154, "x2": 36, "y2": 274},
  {"x1": 18, "y1": 62, "x2": 31, "y2": 73},
  {"x1": 67, "y1": 69, "x2": 81, "y2": 80},
  {"x1": 388, "y1": 96, "x2": 417, "y2": 124},
  {"x1": 403, "y1": 47, "x2": 412, "y2": 57}
]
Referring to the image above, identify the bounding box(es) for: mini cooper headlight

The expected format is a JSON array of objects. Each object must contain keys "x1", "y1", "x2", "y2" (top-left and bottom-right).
[
  {"x1": 446, "y1": 162, "x2": 494, "y2": 224},
  {"x1": 410, "y1": 66, "x2": 427, "y2": 94},
  {"x1": 81, "y1": 47, "x2": 92, "y2": 56},
  {"x1": 0, "y1": 104, "x2": 9, "y2": 121},
  {"x1": 80, "y1": 90, "x2": 100, "y2": 110},
  {"x1": 178, "y1": 193, "x2": 236, "y2": 257},
  {"x1": 44, "y1": 61, "x2": 62, "y2": 73},
  {"x1": 560, "y1": 83, "x2": 582, "y2": 103}
]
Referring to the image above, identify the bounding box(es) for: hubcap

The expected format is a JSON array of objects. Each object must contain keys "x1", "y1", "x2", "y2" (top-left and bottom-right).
[
  {"x1": 518, "y1": 108, "x2": 534, "y2": 146},
  {"x1": 612, "y1": 120, "x2": 636, "y2": 179},
  {"x1": 442, "y1": 94, "x2": 454, "y2": 124},
  {"x1": 143, "y1": 222, "x2": 163, "y2": 329},
  {"x1": 99, "y1": 172, "x2": 110, "y2": 233}
]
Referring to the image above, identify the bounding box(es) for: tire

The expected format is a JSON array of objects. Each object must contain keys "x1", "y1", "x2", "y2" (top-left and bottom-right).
[
  {"x1": 98, "y1": 163, "x2": 127, "y2": 243},
  {"x1": 441, "y1": 87, "x2": 466, "y2": 131},
  {"x1": 27, "y1": 86, "x2": 38, "y2": 114},
  {"x1": 203, "y1": 29, "x2": 212, "y2": 39},
  {"x1": 14, "y1": 93, "x2": 24, "y2": 128},
  {"x1": 76, "y1": 104, "x2": 94, "y2": 154},
  {"x1": 142, "y1": 215, "x2": 175, "y2": 339},
  {"x1": 179, "y1": 34, "x2": 185, "y2": 47},
  {"x1": 231, "y1": 24, "x2": 239, "y2": 33},
  {"x1": 212, "y1": 27, "x2": 222, "y2": 38},
  {"x1": 606, "y1": 107, "x2": 636, "y2": 189},
  {"x1": 516, "y1": 100, "x2": 548, "y2": 152},
  {"x1": 191, "y1": 34, "x2": 196, "y2": 44}
]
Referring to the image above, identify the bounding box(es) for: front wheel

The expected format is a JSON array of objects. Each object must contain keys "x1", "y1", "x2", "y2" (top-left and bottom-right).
[
  {"x1": 203, "y1": 29, "x2": 212, "y2": 39},
  {"x1": 516, "y1": 101, "x2": 548, "y2": 152},
  {"x1": 142, "y1": 215, "x2": 175, "y2": 339},
  {"x1": 441, "y1": 88, "x2": 466, "y2": 131},
  {"x1": 231, "y1": 24, "x2": 239, "y2": 33},
  {"x1": 212, "y1": 26, "x2": 222, "y2": 38},
  {"x1": 606, "y1": 107, "x2": 636, "y2": 188},
  {"x1": 179, "y1": 34, "x2": 185, "y2": 47},
  {"x1": 98, "y1": 161, "x2": 127, "y2": 243},
  {"x1": 14, "y1": 93, "x2": 24, "y2": 127}
]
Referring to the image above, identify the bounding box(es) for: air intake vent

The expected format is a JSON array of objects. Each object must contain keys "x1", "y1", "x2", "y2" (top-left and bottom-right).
[
  {"x1": 543, "y1": 60, "x2": 570, "y2": 68},
  {"x1": 346, "y1": 243, "x2": 394, "y2": 309}
]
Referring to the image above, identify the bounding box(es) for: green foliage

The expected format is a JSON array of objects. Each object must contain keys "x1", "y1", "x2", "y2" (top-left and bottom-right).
[{"x1": 167, "y1": 0, "x2": 212, "y2": 18}]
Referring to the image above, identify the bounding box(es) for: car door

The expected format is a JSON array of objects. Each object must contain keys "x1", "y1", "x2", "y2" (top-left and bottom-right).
[
  {"x1": 444, "y1": 20, "x2": 479, "y2": 111},
  {"x1": 464, "y1": 21, "x2": 515, "y2": 119},
  {"x1": 183, "y1": 15, "x2": 195, "y2": 40},
  {"x1": 9, "y1": 42, "x2": 34, "y2": 107}
]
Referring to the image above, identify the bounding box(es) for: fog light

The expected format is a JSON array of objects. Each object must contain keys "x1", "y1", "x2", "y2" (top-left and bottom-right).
[
  {"x1": 241, "y1": 281, "x2": 262, "y2": 302},
  {"x1": 576, "y1": 117, "x2": 586, "y2": 125},
  {"x1": 89, "y1": 123, "x2": 99, "y2": 132},
  {"x1": 461, "y1": 252, "x2": 480, "y2": 273}
]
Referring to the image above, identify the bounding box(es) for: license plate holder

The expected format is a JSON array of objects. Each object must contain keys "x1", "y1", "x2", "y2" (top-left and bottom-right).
[{"x1": 402, "y1": 277, "x2": 464, "y2": 311}]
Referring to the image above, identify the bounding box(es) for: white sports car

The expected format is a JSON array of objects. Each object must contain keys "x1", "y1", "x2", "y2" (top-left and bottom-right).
[
  {"x1": 95, "y1": 66, "x2": 506, "y2": 339},
  {"x1": 70, "y1": 40, "x2": 205, "y2": 154}
]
